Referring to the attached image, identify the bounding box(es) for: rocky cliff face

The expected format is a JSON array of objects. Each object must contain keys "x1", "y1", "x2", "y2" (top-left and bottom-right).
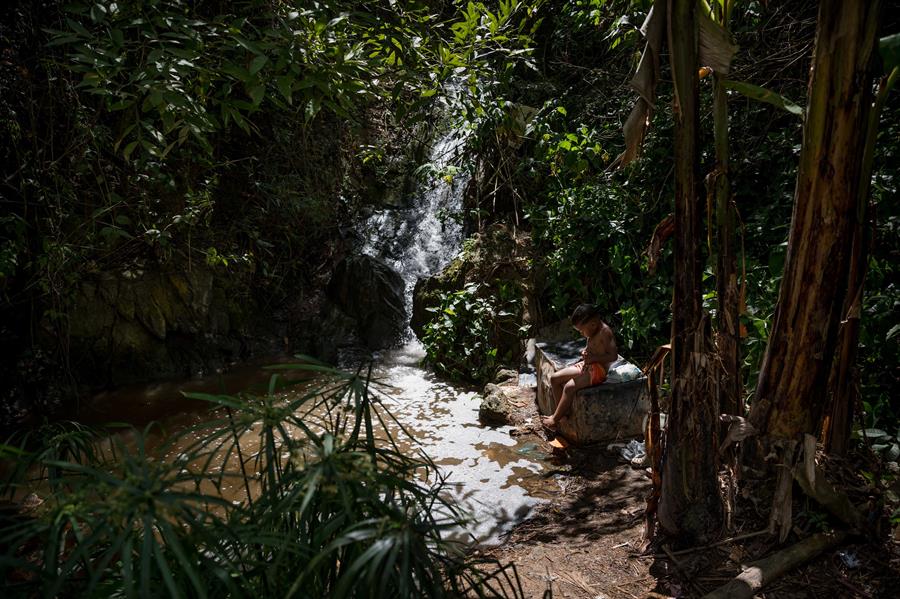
[
  {"x1": 1, "y1": 94, "x2": 438, "y2": 427},
  {"x1": 327, "y1": 255, "x2": 407, "y2": 350},
  {"x1": 64, "y1": 267, "x2": 262, "y2": 386}
]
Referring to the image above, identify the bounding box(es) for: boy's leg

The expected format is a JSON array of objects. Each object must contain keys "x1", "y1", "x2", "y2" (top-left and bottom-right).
[
  {"x1": 550, "y1": 365, "x2": 582, "y2": 403},
  {"x1": 542, "y1": 367, "x2": 592, "y2": 430}
]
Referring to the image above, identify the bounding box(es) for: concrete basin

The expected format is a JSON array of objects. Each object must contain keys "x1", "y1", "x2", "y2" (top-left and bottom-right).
[{"x1": 533, "y1": 339, "x2": 648, "y2": 445}]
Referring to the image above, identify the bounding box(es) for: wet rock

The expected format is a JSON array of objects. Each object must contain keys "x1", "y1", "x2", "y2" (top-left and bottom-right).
[
  {"x1": 479, "y1": 383, "x2": 514, "y2": 426},
  {"x1": 64, "y1": 267, "x2": 256, "y2": 386},
  {"x1": 494, "y1": 368, "x2": 519, "y2": 385},
  {"x1": 311, "y1": 302, "x2": 361, "y2": 363},
  {"x1": 327, "y1": 255, "x2": 406, "y2": 349}
]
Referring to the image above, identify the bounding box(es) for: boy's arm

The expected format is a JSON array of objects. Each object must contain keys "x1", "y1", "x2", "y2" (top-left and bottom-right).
[{"x1": 583, "y1": 330, "x2": 613, "y2": 365}]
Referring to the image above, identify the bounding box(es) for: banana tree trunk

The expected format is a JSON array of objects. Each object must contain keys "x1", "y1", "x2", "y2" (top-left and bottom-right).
[
  {"x1": 713, "y1": 70, "x2": 741, "y2": 419},
  {"x1": 747, "y1": 1, "x2": 880, "y2": 444},
  {"x1": 824, "y1": 67, "x2": 897, "y2": 455},
  {"x1": 747, "y1": 4, "x2": 879, "y2": 539},
  {"x1": 657, "y1": 0, "x2": 721, "y2": 541}
]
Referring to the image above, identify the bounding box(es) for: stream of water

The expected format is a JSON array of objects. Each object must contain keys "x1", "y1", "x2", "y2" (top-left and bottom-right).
[
  {"x1": 82, "y1": 128, "x2": 552, "y2": 544},
  {"x1": 357, "y1": 128, "x2": 551, "y2": 541}
]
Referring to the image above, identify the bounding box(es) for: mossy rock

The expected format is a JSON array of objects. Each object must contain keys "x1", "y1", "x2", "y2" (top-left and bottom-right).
[
  {"x1": 494, "y1": 368, "x2": 519, "y2": 385},
  {"x1": 412, "y1": 225, "x2": 535, "y2": 379},
  {"x1": 479, "y1": 383, "x2": 514, "y2": 426},
  {"x1": 63, "y1": 266, "x2": 261, "y2": 386}
]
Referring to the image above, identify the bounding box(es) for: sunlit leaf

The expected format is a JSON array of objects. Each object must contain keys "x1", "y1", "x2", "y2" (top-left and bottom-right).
[{"x1": 723, "y1": 79, "x2": 803, "y2": 116}]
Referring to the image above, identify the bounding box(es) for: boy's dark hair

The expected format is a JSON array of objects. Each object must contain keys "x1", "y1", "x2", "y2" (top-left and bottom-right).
[{"x1": 571, "y1": 304, "x2": 604, "y2": 327}]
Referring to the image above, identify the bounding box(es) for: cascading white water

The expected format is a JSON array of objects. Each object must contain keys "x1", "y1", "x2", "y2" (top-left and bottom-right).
[
  {"x1": 359, "y1": 127, "x2": 550, "y2": 544},
  {"x1": 82, "y1": 126, "x2": 552, "y2": 547},
  {"x1": 361, "y1": 129, "x2": 466, "y2": 330}
]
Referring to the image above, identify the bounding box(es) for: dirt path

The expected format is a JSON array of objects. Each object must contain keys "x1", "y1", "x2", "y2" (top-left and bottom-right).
[
  {"x1": 479, "y1": 440, "x2": 660, "y2": 598},
  {"x1": 480, "y1": 438, "x2": 900, "y2": 599},
  {"x1": 477, "y1": 385, "x2": 900, "y2": 598}
]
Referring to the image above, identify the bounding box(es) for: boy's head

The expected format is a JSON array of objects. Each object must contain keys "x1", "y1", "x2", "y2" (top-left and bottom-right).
[{"x1": 571, "y1": 304, "x2": 604, "y2": 337}]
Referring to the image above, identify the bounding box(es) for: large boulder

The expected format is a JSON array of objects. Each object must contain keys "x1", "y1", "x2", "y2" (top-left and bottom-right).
[
  {"x1": 411, "y1": 225, "x2": 536, "y2": 380},
  {"x1": 534, "y1": 340, "x2": 649, "y2": 445},
  {"x1": 327, "y1": 255, "x2": 407, "y2": 349},
  {"x1": 410, "y1": 261, "x2": 465, "y2": 338}
]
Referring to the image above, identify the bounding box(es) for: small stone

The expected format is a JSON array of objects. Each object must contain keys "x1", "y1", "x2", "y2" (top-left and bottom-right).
[
  {"x1": 479, "y1": 383, "x2": 513, "y2": 426},
  {"x1": 22, "y1": 493, "x2": 44, "y2": 510},
  {"x1": 494, "y1": 368, "x2": 519, "y2": 385}
]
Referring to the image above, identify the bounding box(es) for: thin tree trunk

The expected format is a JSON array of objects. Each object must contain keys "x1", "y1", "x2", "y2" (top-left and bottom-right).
[
  {"x1": 642, "y1": 344, "x2": 670, "y2": 542},
  {"x1": 657, "y1": 0, "x2": 720, "y2": 540},
  {"x1": 823, "y1": 225, "x2": 866, "y2": 455},
  {"x1": 824, "y1": 68, "x2": 897, "y2": 454},
  {"x1": 747, "y1": 1, "x2": 880, "y2": 444},
  {"x1": 713, "y1": 70, "x2": 740, "y2": 419}
]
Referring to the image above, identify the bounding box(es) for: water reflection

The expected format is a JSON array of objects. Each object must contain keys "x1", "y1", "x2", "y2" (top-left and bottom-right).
[
  {"x1": 366, "y1": 339, "x2": 550, "y2": 544},
  {"x1": 76, "y1": 341, "x2": 551, "y2": 545}
]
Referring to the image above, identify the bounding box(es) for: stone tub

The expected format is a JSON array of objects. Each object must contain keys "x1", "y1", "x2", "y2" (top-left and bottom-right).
[{"x1": 532, "y1": 339, "x2": 648, "y2": 445}]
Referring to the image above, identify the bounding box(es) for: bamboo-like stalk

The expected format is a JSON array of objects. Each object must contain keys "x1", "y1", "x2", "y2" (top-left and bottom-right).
[
  {"x1": 657, "y1": 0, "x2": 721, "y2": 540},
  {"x1": 825, "y1": 66, "x2": 898, "y2": 454}
]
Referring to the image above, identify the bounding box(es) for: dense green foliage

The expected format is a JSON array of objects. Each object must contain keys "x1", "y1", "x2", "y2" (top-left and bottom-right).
[
  {"x1": 0, "y1": 0, "x2": 539, "y2": 416},
  {"x1": 421, "y1": 0, "x2": 899, "y2": 434},
  {"x1": 860, "y1": 124, "x2": 900, "y2": 432},
  {"x1": 422, "y1": 281, "x2": 522, "y2": 382},
  {"x1": 2, "y1": 0, "x2": 900, "y2": 593},
  {"x1": 0, "y1": 363, "x2": 522, "y2": 597}
]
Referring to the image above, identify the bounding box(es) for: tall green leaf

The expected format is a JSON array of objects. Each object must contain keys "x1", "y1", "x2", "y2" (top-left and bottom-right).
[{"x1": 723, "y1": 79, "x2": 804, "y2": 116}]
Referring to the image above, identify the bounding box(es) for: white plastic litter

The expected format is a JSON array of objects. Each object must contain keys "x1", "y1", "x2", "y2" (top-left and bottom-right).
[
  {"x1": 837, "y1": 550, "x2": 861, "y2": 569},
  {"x1": 606, "y1": 360, "x2": 643, "y2": 383},
  {"x1": 607, "y1": 439, "x2": 647, "y2": 466},
  {"x1": 517, "y1": 372, "x2": 537, "y2": 387}
]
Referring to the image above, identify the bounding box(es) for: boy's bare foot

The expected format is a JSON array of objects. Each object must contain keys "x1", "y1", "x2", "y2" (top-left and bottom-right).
[{"x1": 541, "y1": 415, "x2": 557, "y2": 430}]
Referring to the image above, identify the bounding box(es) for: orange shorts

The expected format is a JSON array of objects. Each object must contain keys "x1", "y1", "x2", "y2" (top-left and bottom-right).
[{"x1": 584, "y1": 362, "x2": 607, "y2": 386}]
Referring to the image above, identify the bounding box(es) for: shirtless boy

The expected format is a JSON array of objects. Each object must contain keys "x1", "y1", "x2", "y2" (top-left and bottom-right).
[{"x1": 540, "y1": 304, "x2": 617, "y2": 430}]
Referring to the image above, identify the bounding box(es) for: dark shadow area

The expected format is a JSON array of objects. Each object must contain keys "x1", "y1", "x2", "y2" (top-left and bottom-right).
[{"x1": 498, "y1": 445, "x2": 651, "y2": 544}]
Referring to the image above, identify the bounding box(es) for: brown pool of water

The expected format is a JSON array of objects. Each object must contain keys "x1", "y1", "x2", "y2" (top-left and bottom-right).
[{"x1": 49, "y1": 347, "x2": 557, "y2": 544}]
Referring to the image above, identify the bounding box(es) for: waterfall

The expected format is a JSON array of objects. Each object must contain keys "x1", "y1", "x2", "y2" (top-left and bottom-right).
[
  {"x1": 361, "y1": 129, "x2": 467, "y2": 337},
  {"x1": 354, "y1": 126, "x2": 546, "y2": 545}
]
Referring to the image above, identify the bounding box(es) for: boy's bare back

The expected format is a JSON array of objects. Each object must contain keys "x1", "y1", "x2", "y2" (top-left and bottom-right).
[{"x1": 541, "y1": 308, "x2": 619, "y2": 431}]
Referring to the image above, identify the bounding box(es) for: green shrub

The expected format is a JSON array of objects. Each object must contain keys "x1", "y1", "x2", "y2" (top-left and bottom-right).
[
  {"x1": 421, "y1": 283, "x2": 522, "y2": 384},
  {"x1": 526, "y1": 181, "x2": 671, "y2": 357}
]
